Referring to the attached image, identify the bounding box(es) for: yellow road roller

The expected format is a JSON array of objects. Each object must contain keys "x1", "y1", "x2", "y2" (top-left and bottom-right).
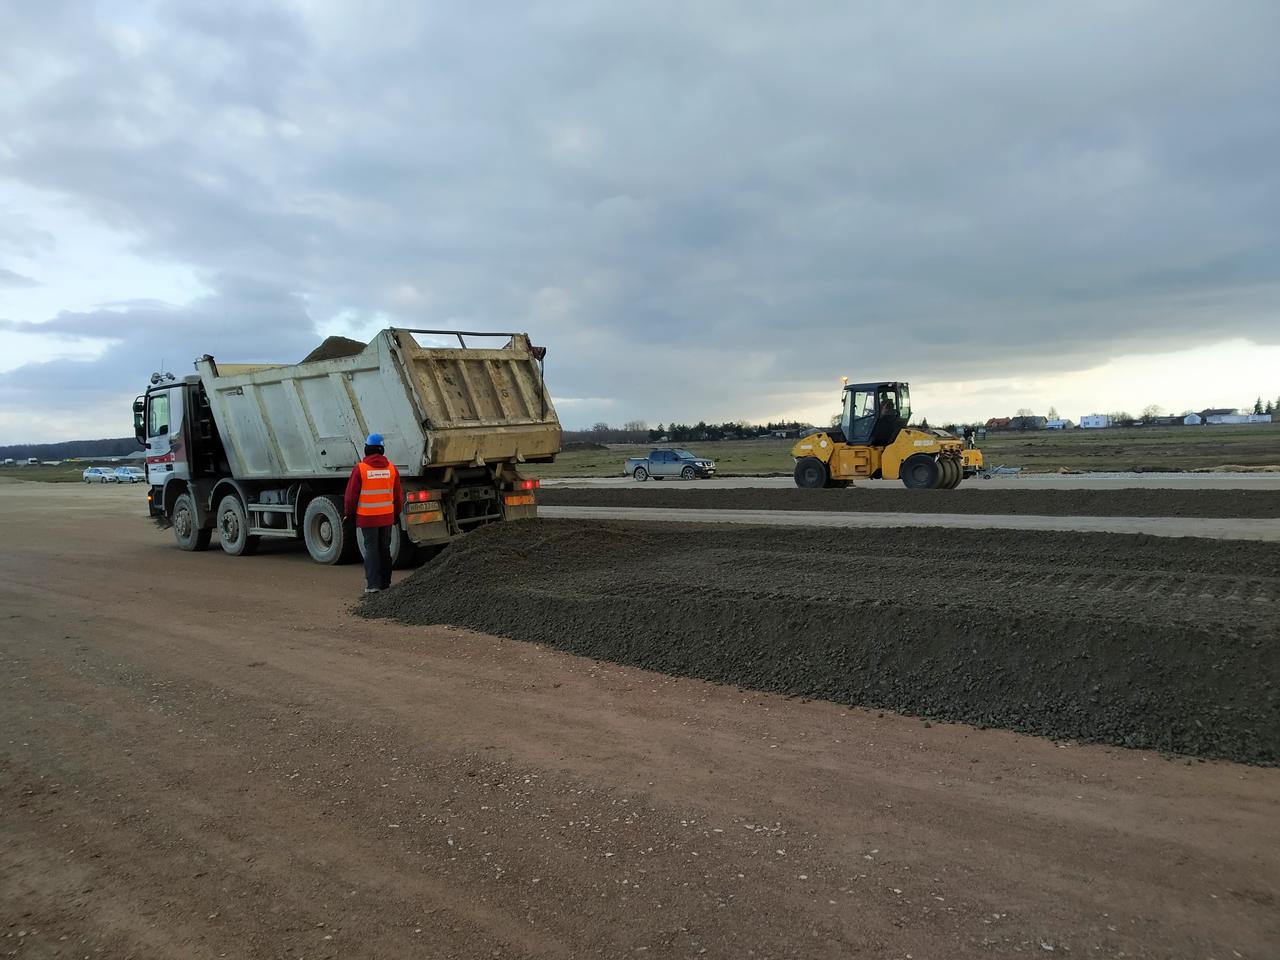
[{"x1": 791, "y1": 381, "x2": 983, "y2": 489}]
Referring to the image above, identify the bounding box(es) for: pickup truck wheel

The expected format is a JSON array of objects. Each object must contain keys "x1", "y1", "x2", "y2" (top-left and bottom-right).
[
  {"x1": 303, "y1": 494, "x2": 358, "y2": 565},
  {"x1": 172, "y1": 492, "x2": 212, "y2": 552},
  {"x1": 216, "y1": 494, "x2": 259, "y2": 556},
  {"x1": 632, "y1": 467, "x2": 649, "y2": 482},
  {"x1": 794, "y1": 457, "x2": 828, "y2": 489},
  {"x1": 681, "y1": 466, "x2": 696, "y2": 480}
]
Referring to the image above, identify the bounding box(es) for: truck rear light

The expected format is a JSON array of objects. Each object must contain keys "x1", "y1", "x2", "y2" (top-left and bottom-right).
[
  {"x1": 408, "y1": 489, "x2": 442, "y2": 502},
  {"x1": 503, "y1": 494, "x2": 535, "y2": 507},
  {"x1": 509, "y1": 479, "x2": 539, "y2": 491}
]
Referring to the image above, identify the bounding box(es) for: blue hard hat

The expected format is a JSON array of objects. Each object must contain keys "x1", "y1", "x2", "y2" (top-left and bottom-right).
[{"x1": 365, "y1": 433, "x2": 385, "y2": 446}]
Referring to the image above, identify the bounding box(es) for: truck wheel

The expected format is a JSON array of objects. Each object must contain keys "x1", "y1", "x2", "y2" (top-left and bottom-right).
[
  {"x1": 303, "y1": 494, "x2": 358, "y2": 565},
  {"x1": 356, "y1": 523, "x2": 423, "y2": 569},
  {"x1": 942, "y1": 459, "x2": 962, "y2": 488},
  {"x1": 632, "y1": 467, "x2": 649, "y2": 482},
  {"x1": 901, "y1": 455, "x2": 941, "y2": 489},
  {"x1": 794, "y1": 457, "x2": 829, "y2": 489},
  {"x1": 216, "y1": 494, "x2": 259, "y2": 556},
  {"x1": 681, "y1": 466, "x2": 696, "y2": 480},
  {"x1": 172, "y1": 492, "x2": 212, "y2": 552}
]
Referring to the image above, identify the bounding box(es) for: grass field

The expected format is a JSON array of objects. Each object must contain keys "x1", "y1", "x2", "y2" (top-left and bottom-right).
[
  {"x1": 4, "y1": 424, "x2": 1276, "y2": 483},
  {"x1": 526, "y1": 423, "x2": 1280, "y2": 478}
]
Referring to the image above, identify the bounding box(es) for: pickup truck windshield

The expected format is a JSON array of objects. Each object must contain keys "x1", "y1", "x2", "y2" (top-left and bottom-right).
[{"x1": 673, "y1": 449, "x2": 696, "y2": 459}]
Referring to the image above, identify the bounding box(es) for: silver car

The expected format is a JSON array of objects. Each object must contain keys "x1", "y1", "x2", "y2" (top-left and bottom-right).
[{"x1": 82, "y1": 466, "x2": 118, "y2": 483}]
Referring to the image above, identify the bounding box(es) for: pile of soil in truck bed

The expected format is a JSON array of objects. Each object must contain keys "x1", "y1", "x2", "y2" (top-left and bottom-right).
[
  {"x1": 537, "y1": 485, "x2": 1280, "y2": 518},
  {"x1": 361, "y1": 520, "x2": 1280, "y2": 765},
  {"x1": 301, "y1": 335, "x2": 366, "y2": 363}
]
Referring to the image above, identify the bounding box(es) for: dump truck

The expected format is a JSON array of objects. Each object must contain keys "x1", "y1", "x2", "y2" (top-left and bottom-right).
[{"x1": 133, "y1": 329, "x2": 560, "y2": 566}]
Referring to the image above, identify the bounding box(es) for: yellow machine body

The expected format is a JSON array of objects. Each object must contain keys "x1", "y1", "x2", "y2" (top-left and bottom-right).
[{"x1": 790, "y1": 380, "x2": 983, "y2": 489}]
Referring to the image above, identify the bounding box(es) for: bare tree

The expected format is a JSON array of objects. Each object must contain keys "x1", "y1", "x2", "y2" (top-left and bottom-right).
[
  {"x1": 622, "y1": 419, "x2": 648, "y2": 432},
  {"x1": 1016, "y1": 407, "x2": 1035, "y2": 417},
  {"x1": 1141, "y1": 404, "x2": 1163, "y2": 421},
  {"x1": 1046, "y1": 405, "x2": 1059, "y2": 419}
]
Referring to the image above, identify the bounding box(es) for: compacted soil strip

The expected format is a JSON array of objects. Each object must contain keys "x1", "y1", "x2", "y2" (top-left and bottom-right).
[
  {"x1": 362, "y1": 520, "x2": 1280, "y2": 766},
  {"x1": 538, "y1": 485, "x2": 1280, "y2": 518}
]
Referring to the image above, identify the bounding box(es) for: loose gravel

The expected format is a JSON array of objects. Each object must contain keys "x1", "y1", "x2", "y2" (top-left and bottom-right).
[
  {"x1": 361, "y1": 521, "x2": 1280, "y2": 765},
  {"x1": 538, "y1": 486, "x2": 1280, "y2": 518}
]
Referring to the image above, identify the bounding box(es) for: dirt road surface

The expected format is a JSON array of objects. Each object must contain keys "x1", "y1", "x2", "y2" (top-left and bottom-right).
[{"x1": 3, "y1": 483, "x2": 1278, "y2": 959}]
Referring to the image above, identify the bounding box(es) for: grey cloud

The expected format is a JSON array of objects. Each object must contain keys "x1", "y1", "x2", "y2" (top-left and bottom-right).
[
  {"x1": 0, "y1": 0, "x2": 1278, "y2": 437},
  {"x1": 0, "y1": 268, "x2": 38, "y2": 287}
]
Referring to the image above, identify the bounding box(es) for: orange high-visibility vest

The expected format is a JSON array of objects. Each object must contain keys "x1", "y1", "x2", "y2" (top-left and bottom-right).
[{"x1": 356, "y1": 461, "x2": 398, "y2": 519}]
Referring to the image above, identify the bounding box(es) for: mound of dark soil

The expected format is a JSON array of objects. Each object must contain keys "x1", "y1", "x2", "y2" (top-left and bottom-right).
[
  {"x1": 361, "y1": 521, "x2": 1280, "y2": 765},
  {"x1": 538, "y1": 486, "x2": 1280, "y2": 518},
  {"x1": 562, "y1": 441, "x2": 610, "y2": 452},
  {"x1": 302, "y1": 336, "x2": 367, "y2": 363}
]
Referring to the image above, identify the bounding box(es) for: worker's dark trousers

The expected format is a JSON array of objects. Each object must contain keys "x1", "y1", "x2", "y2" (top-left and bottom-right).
[{"x1": 360, "y1": 525, "x2": 393, "y2": 591}]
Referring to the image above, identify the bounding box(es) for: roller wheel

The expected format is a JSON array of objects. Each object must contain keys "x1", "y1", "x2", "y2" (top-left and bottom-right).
[
  {"x1": 901, "y1": 455, "x2": 941, "y2": 490},
  {"x1": 303, "y1": 494, "x2": 359, "y2": 565},
  {"x1": 633, "y1": 467, "x2": 649, "y2": 482},
  {"x1": 216, "y1": 494, "x2": 259, "y2": 556},
  {"x1": 794, "y1": 457, "x2": 829, "y2": 489},
  {"x1": 938, "y1": 459, "x2": 960, "y2": 489},
  {"x1": 172, "y1": 492, "x2": 212, "y2": 552}
]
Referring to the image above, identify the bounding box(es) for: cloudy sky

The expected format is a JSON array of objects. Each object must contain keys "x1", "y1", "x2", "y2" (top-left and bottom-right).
[{"x1": 1, "y1": 1, "x2": 1278, "y2": 442}]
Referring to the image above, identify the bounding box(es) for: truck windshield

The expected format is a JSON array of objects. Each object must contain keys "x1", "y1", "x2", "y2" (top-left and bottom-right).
[{"x1": 673, "y1": 449, "x2": 696, "y2": 459}]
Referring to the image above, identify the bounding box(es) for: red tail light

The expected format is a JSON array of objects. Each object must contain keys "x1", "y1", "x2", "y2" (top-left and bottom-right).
[
  {"x1": 513, "y1": 479, "x2": 540, "y2": 491},
  {"x1": 408, "y1": 489, "x2": 442, "y2": 502}
]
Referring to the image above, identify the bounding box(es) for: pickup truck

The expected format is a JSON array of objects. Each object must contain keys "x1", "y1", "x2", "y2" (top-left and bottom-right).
[{"x1": 623, "y1": 448, "x2": 717, "y2": 481}]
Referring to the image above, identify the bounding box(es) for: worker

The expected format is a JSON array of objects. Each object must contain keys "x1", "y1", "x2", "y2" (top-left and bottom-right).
[
  {"x1": 344, "y1": 432, "x2": 404, "y2": 594},
  {"x1": 963, "y1": 425, "x2": 975, "y2": 448}
]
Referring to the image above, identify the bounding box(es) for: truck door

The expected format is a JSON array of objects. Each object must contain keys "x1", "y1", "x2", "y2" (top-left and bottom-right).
[
  {"x1": 144, "y1": 387, "x2": 188, "y2": 484},
  {"x1": 655, "y1": 450, "x2": 676, "y2": 477}
]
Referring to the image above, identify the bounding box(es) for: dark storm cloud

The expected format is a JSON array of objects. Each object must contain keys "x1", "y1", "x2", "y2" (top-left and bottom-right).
[{"x1": 1, "y1": 0, "x2": 1278, "y2": 433}]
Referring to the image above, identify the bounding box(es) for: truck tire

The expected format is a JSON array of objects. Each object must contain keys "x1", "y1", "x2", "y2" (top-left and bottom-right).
[
  {"x1": 632, "y1": 466, "x2": 649, "y2": 482},
  {"x1": 216, "y1": 494, "x2": 259, "y2": 557},
  {"x1": 357, "y1": 523, "x2": 424, "y2": 569},
  {"x1": 901, "y1": 455, "x2": 941, "y2": 490},
  {"x1": 681, "y1": 466, "x2": 696, "y2": 480},
  {"x1": 303, "y1": 494, "x2": 358, "y2": 565},
  {"x1": 172, "y1": 492, "x2": 212, "y2": 552},
  {"x1": 794, "y1": 457, "x2": 829, "y2": 489}
]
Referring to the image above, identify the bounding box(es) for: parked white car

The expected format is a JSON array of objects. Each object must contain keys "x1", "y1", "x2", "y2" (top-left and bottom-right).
[
  {"x1": 82, "y1": 466, "x2": 118, "y2": 483},
  {"x1": 114, "y1": 466, "x2": 146, "y2": 483}
]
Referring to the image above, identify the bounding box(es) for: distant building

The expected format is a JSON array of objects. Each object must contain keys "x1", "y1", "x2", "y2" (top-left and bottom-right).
[
  {"x1": 1199, "y1": 408, "x2": 1238, "y2": 421},
  {"x1": 1207, "y1": 413, "x2": 1250, "y2": 425},
  {"x1": 1247, "y1": 414, "x2": 1273, "y2": 424},
  {"x1": 1183, "y1": 413, "x2": 1203, "y2": 425},
  {"x1": 1147, "y1": 415, "x2": 1184, "y2": 427},
  {"x1": 1080, "y1": 414, "x2": 1109, "y2": 429},
  {"x1": 1045, "y1": 418, "x2": 1073, "y2": 430},
  {"x1": 1009, "y1": 415, "x2": 1048, "y2": 431},
  {"x1": 985, "y1": 417, "x2": 1012, "y2": 430}
]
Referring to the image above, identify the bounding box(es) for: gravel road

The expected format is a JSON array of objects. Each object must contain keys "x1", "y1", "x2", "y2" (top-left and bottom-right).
[
  {"x1": 539, "y1": 485, "x2": 1280, "y2": 517},
  {"x1": 3, "y1": 482, "x2": 1278, "y2": 959}
]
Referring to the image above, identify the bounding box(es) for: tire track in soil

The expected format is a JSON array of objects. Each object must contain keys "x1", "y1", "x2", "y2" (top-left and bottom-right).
[{"x1": 361, "y1": 520, "x2": 1280, "y2": 766}]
